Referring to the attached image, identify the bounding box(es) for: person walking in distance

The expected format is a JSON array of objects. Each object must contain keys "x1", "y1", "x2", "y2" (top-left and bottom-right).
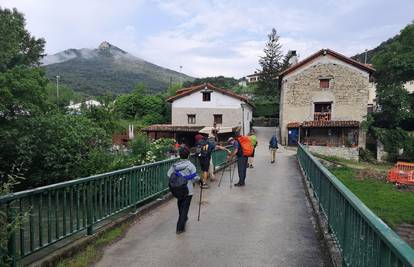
[
  {"x1": 227, "y1": 133, "x2": 251, "y2": 187},
  {"x1": 269, "y1": 134, "x2": 278, "y2": 163},
  {"x1": 167, "y1": 147, "x2": 200, "y2": 234}
]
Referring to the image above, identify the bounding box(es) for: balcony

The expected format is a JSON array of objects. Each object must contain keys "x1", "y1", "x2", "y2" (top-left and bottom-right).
[{"x1": 314, "y1": 112, "x2": 331, "y2": 121}]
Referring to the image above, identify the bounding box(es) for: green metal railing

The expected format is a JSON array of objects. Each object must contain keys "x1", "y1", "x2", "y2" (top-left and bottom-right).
[
  {"x1": 297, "y1": 144, "x2": 414, "y2": 266},
  {"x1": 1, "y1": 147, "x2": 233, "y2": 265}
]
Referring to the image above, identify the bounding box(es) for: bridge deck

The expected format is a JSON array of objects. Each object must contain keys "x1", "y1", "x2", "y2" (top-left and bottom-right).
[{"x1": 96, "y1": 127, "x2": 327, "y2": 267}]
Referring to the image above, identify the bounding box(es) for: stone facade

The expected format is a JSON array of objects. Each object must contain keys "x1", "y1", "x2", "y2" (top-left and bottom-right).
[
  {"x1": 308, "y1": 145, "x2": 360, "y2": 161},
  {"x1": 279, "y1": 53, "x2": 370, "y2": 149}
]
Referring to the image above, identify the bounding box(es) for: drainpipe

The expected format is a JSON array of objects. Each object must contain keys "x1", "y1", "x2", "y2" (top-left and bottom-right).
[{"x1": 241, "y1": 103, "x2": 246, "y2": 135}]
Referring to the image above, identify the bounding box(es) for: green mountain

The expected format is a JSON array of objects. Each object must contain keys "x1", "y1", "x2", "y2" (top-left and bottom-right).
[
  {"x1": 352, "y1": 34, "x2": 399, "y2": 64},
  {"x1": 43, "y1": 41, "x2": 193, "y2": 96}
]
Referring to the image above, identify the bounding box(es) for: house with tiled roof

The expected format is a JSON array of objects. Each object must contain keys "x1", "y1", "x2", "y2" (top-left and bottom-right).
[
  {"x1": 142, "y1": 83, "x2": 254, "y2": 146},
  {"x1": 279, "y1": 49, "x2": 375, "y2": 160}
]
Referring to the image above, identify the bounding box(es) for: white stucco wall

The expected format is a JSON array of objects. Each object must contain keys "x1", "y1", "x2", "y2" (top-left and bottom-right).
[
  {"x1": 171, "y1": 90, "x2": 253, "y2": 134},
  {"x1": 368, "y1": 80, "x2": 414, "y2": 106}
]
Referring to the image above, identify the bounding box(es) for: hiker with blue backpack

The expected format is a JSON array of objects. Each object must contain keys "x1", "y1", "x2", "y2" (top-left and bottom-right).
[
  {"x1": 167, "y1": 146, "x2": 200, "y2": 234},
  {"x1": 269, "y1": 134, "x2": 279, "y2": 163}
]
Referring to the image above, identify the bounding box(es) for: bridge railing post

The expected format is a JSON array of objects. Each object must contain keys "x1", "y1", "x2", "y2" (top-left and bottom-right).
[
  {"x1": 7, "y1": 203, "x2": 17, "y2": 267},
  {"x1": 86, "y1": 181, "x2": 93, "y2": 235}
]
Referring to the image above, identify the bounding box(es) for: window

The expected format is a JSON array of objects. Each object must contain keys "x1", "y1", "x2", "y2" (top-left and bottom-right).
[
  {"x1": 319, "y1": 79, "x2": 330, "y2": 89},
  {"x1": 314, "y1": 103, "x2": 332, "y2": 121},
  {"x1": 314, "y1": 103, "x2": 331, "y2": 112},
  {"x1": 214, "y1": 114, "x2": 223, "y2": 124},
  {"x1": 202, "y1": 92, "x2": 211, "y2": 101},
  {"x1": 187, "y1": 114, "x2": 196, "y2": 124},
  {"x1": 367, "y1": 104, "x2": 374, "y2": 113}
]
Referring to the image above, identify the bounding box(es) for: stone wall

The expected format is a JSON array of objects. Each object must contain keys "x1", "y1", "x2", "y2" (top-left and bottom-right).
[
  {"x1": 252, "y1": 117, "x2": 279, "y2": 127},
  {"x1": 279, "y1": 55, "x2": 369, "y2": 147},
  {"x1": 308, "y1": 145, "x2": 359, "y2": 161}
]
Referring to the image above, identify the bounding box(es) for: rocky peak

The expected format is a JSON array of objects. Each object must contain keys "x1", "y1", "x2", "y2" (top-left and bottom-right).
[
  {"x1": 98, "y1": 41, "x2": 126, "y2": 54},
  {"x1": 98, "y1": 41, "x2": 111, "y2": 50}
]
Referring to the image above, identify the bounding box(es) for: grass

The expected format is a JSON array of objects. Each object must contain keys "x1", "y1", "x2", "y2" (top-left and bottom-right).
[
  {"x1": 315, "y1": 153, "x2": 393, "y2": 172},
  {"x1": 56, "y1": 224, "x2": 128, "y2": 267},
  {"x1": 327, "y1": 165, "x2": 414, "y2": 229}
]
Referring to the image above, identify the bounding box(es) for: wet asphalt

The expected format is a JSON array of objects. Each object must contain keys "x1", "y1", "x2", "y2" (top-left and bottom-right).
[{"x1": 95, "y1": 127, "x2": 326, "y2": 267}]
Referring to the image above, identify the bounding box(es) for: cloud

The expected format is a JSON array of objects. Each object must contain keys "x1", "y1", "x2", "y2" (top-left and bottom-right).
[
  {"x1": 2, "y1": 0, "x2": 413, "y2": 78},
  {"x1": 1, "y1": 0, "x2": 145, "y2": 54}
]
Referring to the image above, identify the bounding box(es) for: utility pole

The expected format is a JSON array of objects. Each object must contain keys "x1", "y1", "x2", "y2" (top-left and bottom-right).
[
  {"x1": 241, "y1": 103, "x2": 246, "y2": 135},
  {"x1": 179, "y1": 66, "x2": 183, "y2": 84},
  {"x1": 364, "y1": 49, "x2": 368, "y2": 64},
  {"x1": 56, "y1": 75, "x2": 60, "y2": 108}
]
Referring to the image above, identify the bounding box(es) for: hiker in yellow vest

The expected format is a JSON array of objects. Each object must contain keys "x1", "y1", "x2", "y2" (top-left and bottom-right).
[{"x1": 248, "y1": 132, "x2": 257, "y2": 168}]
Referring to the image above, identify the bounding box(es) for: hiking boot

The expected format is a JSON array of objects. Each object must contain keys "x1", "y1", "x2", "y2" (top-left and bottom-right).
[{"x1": 176, "y1": 229, "x2": 185, "y2": 235}]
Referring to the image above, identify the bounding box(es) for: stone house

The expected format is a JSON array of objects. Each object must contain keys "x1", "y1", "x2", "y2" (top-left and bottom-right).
[
  {"x1": 279, "y1": 49, "x2": 375, "y2": 160},
  {"x1": 142, "y1": 83, "x2": 254, "y2": 146}
]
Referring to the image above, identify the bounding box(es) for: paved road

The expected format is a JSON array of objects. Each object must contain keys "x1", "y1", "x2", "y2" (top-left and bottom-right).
[{"x1": 96, "y1": 127, "x2": 326, "y2": 267}]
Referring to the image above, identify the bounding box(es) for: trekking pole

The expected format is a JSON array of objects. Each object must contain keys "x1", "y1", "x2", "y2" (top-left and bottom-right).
[
  {"x1": 218, "y1": 162, "x2": 227, "y2": 187},
  {"x1": 197, "y1": 183, "x2": 203, "y2": 221},
  {"x1": 230, "y1": 159, "x2": 236, "y2": 185}
]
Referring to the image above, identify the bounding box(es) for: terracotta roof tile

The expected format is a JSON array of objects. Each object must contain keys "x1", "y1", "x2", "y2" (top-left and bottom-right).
[
  {"x1": 301, "y1": 120, "x2": 360, "y2": 128},
  {"x1": 141, "y1": 124, "x2": 204, "y2": 132},
  {"x1": 287, "y1": 122, "x2": 301, "y2": 128}
]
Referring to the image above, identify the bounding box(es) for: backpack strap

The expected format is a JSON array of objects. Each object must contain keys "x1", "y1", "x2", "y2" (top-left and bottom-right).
[
  {"x1": 182, "y1": 172, "x2": 197, "y2": 180},
  {"x1": 174, "y1": 169, "x2": 196, "y2": 180}
]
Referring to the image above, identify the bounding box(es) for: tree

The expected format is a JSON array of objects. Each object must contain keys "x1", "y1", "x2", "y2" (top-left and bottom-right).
[
  {"x1": 373, "y1": 83, "x2": 412, "y2": 128},
  {"x1": 256, "y1": 28, "x2": 283, "y2": 97},
  {"x1": 280, "y1": 50, "x2": 296, "y2": 72},
  {"x1": 182, "y1": 76, "x2": 238, "y2": 89},
  {"x1": 0, "y1": 7, "x2": 48, "y2": 122},
  {"x1": 372, "y1": 22, "x2": 414, "y2": 83},
  {"x1": 0, "y1": 8, "x2": 45, "y2": 71}
]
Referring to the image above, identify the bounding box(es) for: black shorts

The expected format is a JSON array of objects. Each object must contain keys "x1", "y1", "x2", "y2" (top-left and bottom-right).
[{"x1": 199, "y1": 156, "x2": 211, "y2": 172}]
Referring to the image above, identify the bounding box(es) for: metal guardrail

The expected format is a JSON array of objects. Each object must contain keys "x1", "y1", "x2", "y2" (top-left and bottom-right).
[
  {"x1": 1, "y1": 147, "x2": 233, "y2": 266},
  {"x1": 297, "y1": 144, "x2": 414, "y2": 267}
]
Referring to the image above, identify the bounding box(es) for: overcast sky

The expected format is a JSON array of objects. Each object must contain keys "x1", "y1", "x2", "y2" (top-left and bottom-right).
[{"x1": 2, "y1": 0, "x2": 413, "y2": 78}]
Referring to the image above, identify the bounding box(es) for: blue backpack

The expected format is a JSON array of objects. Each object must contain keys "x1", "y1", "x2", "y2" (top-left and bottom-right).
[
  {"x1": 168, "y1": 169, "x2": 196, "y2": 200},
  {"x1": 269, "y1": 136, "x2": 278, "y2": 148}
]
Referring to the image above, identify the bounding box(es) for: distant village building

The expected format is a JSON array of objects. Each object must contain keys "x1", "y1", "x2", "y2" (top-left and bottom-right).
[
  {"x1": 246, "y1": 72, "x2": 261, "y2": 83},
  {"x1": 368, "y1": 80, "x2": 414, "y2": 112},
  {"x1": 66, "y1": 100, "x2": 102, "y2": 111},
  {"x1": 279, "y1": 49, "x2": 375, "y2": 161},
  {"x1": 142, "y1": 83, "x2": 254, "y2": 146}
]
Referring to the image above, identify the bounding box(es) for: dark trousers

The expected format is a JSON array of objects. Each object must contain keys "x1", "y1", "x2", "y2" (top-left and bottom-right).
[
  {"x1": 237, "y1": 156, "x2": 249, "y2": 185},
  {"x1": 177, "y1": 195, "x2": 192, "y2": 231}
]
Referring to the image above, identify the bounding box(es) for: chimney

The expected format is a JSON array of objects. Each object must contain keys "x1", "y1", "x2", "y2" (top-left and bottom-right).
[{"x1": 288, "y1": 50, "x2": 298, "y2": 65}]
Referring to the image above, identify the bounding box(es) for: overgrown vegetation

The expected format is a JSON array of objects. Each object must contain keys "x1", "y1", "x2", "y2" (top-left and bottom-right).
[
  {"x1": 361, "y1": 22, "x2": 414, "y2": 162},
  {"x1": 0, "y1": 168, "x2": 26, "y2": 266},
  {"x1": 56, "y1": 224, "x2": 129, "y2": 267}
]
